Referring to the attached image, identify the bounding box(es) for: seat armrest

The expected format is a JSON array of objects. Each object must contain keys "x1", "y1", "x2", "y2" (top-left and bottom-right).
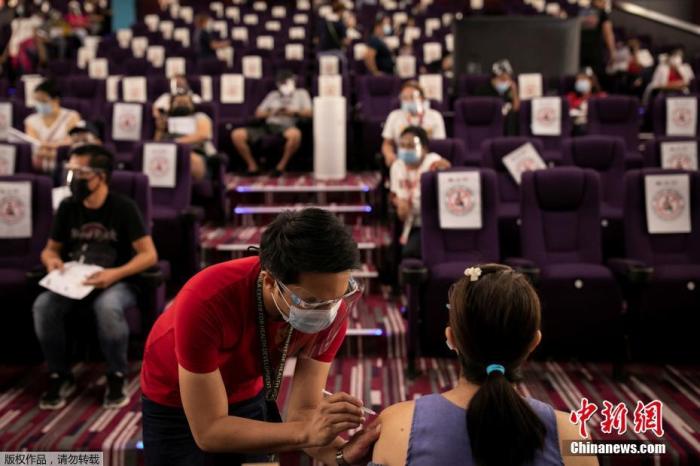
[
  {"x1": 504, "y1": 257, "x2": 540, "y2": 283},
  {"x1": 181, "y1": 206, "x2": 205, "y2": 223},
  {"x1": 399, "y1": 258, "x2": 428, "y2": 286},
  {"x1": 26, "y1": 265, "x2": 47, "y2": 284},
  {"x1": 607, "y1": 258, "x2": 653, "y2": 284},
  {"x1": 135, "y1": 265, "x2": 165, "y2": 289}
]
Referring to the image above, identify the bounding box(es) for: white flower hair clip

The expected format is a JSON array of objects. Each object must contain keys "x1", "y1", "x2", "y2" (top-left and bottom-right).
[{"x1": 465, "y1": 267, "x2": 482, "y2": 282}]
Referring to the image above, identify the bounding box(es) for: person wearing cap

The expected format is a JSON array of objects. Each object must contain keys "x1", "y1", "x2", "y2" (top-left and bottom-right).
[
  {"x1": 140, "y1": 208, "x2": 381, "y2": 466},
  {"x1": 68, "y1": 120, "x2": 102, "y2": 147},
  {"x1": 475, "y1": 59, "x2": 520, "y2": 135},
  {"x1": 381, "y1": 81, "x2": 446, "y2": 167},
  {"x1": 32, "y1": 144, "x2": 158, "y2": 411},
  {"x1": 152, "y1": 74, "x2": 202, "y2": 118},
  {"x1": 230, "y1": 70, "x2": 312, "y2": 177}
]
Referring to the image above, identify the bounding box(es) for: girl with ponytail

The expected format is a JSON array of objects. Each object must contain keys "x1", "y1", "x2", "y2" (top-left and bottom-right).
[{"x1": 370, "y1": 264, "x2": 597, "y2": 466}]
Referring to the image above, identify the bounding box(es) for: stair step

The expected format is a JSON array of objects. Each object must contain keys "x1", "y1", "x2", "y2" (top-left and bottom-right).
[
  {"x1": 227, "y1": 172, "x2": 382, "y2": 193},
  {"x1": 201, "y1": 225, "x2": 391, "y2": 251},
  {"x1": 233, "y1": 203, "x2": 372, "y2": 214}
]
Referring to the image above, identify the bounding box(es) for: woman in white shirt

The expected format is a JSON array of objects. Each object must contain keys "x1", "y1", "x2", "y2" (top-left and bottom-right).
[
  {"x1": 390, "y1": 125, "x2": 450, "y2": 259},
  {"x1": 24, "y1": 80, "x2": 81, "y2": 173},
  {"x1": 381, "y1": 80, "x2": 446, "y2": 167},
  {"x1": 643, "y1": 49, "x2": 696, "y2": 105}
]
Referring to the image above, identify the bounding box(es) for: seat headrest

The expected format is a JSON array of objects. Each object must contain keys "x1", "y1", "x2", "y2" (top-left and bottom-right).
[
  {"x1": 367, "y1": 77, "x2": 397, "y2": 95},
  {"x1": 593, "y1": 97, "x2": 637, "y2": 123},
  {"x1": 459, "y1": 98, "x2": 500, "y2": 125},
  {"x1": 571, "y1": 138, "x2": 618, "y2": 171},
  {"x1": 533, "y1": 168, "x2": 587, "y2": 211}
]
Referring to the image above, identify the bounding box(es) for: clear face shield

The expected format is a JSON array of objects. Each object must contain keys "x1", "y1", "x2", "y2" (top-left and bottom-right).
[{"x1": 272, "y1": 276, "x2": 364, "y2": 358}]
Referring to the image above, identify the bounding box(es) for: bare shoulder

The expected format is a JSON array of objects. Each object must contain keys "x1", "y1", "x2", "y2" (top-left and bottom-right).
[
  {"x1": 554, "y1": 410, "x2": 599, "y2": 466},
  {"x1": 371, "y1": 400, "x2": 416, "y2": 466}
]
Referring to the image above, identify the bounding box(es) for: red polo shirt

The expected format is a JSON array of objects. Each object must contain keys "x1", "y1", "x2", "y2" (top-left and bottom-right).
[{"x1": 140, "y1": 256, "x2": 348, "y2": 407}]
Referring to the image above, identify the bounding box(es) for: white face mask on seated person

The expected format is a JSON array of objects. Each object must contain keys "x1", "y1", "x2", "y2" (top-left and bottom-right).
[{"x1": 278, "y1": 79, "x2": 296, "y2": 97}]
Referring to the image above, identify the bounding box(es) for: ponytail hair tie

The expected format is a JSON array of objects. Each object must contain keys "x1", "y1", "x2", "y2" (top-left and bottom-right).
[{"x1": 486, "y1": 364, "x2": 505, "y2": 375}]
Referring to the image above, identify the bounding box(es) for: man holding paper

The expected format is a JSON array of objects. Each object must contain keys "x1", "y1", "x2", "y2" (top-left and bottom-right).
[{"x1": 32, "y1": 144, "x2": 158, "y2": 410}]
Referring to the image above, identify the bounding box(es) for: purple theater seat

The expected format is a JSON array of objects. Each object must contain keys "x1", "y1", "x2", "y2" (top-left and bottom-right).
[
  {"x1": 519, "y1": 98, "x2": 573, "y2": 165},
  {"x1": 197, "y1": 57, "x2": 228, "y2": 76},
  {"x1": 402, "y1": 168, "x2": 500, "y2": 357},
  {"x1": 103, "y1": 102, "x2": 153, "y2": 168},
  {"x1": 123, "y1": 58, "x2": 155, "y2": 76},
  {"x1": 356, "y1": 75, "x2": 403, "y2": 121},
  {"x1": 63, "y1": 76, "x2": 106, "y2": 102},
  {"x1": 644, "y1": 136, "x2": 700, "y2": 167},
  {"x1": 108, "y1": 171, "x2": 168, "y2": 334},
  {"x1": 617, "y1": 169, "x2": 700, "y2": 360},
  {"x1": 519, "y1": 167, "x2": 624, "y2": 358},
  {"x1": 453, "y1": 97, "x2": 505, "y2": 165},
  {"x1": 0, "y1": 142, "x2": 33, "y2": 174},
  {"x1": 428, "y1": 138, "x2": 467, "y2": 166},
  {"x1": 456, "y1": 74, "x2": 491, "y2": 98},
  {"x1": 587, "y1": 95, "x2": 642, "y2": 167},
  {"x1": 132, "y1": 142, "x2": 199, "y2": 287},
  {"x1": 0, "y1": 174, "x2": 52, "y2": 362},
  {"x1": 652, "y1": 94, "x2": 700, "y2": 138}
]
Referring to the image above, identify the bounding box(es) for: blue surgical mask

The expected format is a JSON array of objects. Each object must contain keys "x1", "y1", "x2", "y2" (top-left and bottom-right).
[
  {"x1": 35, "y1": 102, "x2": 53, "y2": 115},
  {"x1": 401, "y1": 101, "x2": 418, "y2": 114},
  {"x1": 398, "y1": 148, "x2": 420, "y2": 165},
  {"x1": 575, "y1": 79, "x2": 592, "y2": 94},
  {"x1": 271, "y1": 284, "x2": 340, "y2": 334},
  {"x1": 383, "y1": 25, "x2": 392, "y2": 35},
  {"x1": 494, "y1": 81, "x2": 510, "y2": 95}
]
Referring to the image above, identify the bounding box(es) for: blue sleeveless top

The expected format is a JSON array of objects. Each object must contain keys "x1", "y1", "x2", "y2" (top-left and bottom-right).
[{"x1": 370, "y1": 394, "x2": 564, "y2": 466}]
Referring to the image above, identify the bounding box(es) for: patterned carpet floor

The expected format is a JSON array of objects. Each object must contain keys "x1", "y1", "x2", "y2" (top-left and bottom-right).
[{"x1": 1, "y1": 359, "x2": 699, "y2": 466}]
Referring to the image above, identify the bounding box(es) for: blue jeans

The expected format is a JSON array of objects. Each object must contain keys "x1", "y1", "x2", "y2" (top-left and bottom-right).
[
  {"x1": 32, "y1": 282, "x2": 136, "y2": 375},
  {"x1": 142, "y1": 390, "x2": 281, "y2": 466}
]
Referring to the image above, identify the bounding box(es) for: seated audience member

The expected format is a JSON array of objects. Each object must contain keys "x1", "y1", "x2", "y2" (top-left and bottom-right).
[
  {"x1": 390, "y1": 126, "x2": 450, "y2": 259},
  {"x1": 68, "y1": 120, "x2": 103, "y2": 147},
  {"x1": 567, "y1": 68, "x2": 606, "y2": 132},
  {"x1": 32, "y1": 144, "x2": 158, "y2": 410},
  {"x1": 365, "y1": 17, "x2": 395, "y2": 75},
  {"x1": 193, "y1": 13, "x2": 229, "y2": 59},
  {"x1": 154, "y1": 92, "x2": 215, "y2": 181},
  {"x1": 476, "y1": 59, "x2": 520, "y2": 135},
  {"x1": 152, "y1": 74, "x2": 202, "y2": 118},
  {"x1": 230, "y1": 70, "x2": 312, "y2": 176},
  {"x1": 644, "y1": 48, "x2": 695, "y2": 104},
  {"x1": 24, "y1": 80, "x2": 81, "y2": 173},
  {"x1": 371, "y1": 264, "x2": 598, "y2": 466},
  {"x1": 382, "y1": 81, "x2": 446, "y2": 167}
]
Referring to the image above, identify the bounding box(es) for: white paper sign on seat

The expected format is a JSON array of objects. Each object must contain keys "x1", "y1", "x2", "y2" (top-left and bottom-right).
[
  {"x1": 531, "y1": 97, "x2": 562, "y2": 136},
  {"x1": 645, "y1": 173, "x2": 692, "y2": 234},
  {"x1": 666, "y1": 97, "x2": 697, "y2": 137},
  {"x1": 660, "y1": 141, "x2": 698, "y2": 171},
  {"x1": 0, "y1": 181, "x2": 32, "y2": 238},
  {"x1": 143, "y1": 143, "x2": 178, "y2": 188},
  {"x1": 502, "y1": 143, "x2": 547, "y2": 185},
  {"x1": 112, "y1": 103, "x2": 143, "y2": 141},
  {"x1": 438, "y1": 171, "x2": 482, "y2": 229}
]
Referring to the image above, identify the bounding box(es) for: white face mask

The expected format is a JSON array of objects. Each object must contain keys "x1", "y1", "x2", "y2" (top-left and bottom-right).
[
  {"x1": 271, "y1": 283, "x2": 340, "y2": 334},
  {"x1": 278, "y1": 80, "x2": 296, "y2": 96},
  {"x1": 670, "y1": 55, "x2": 683, "y2": 67}
]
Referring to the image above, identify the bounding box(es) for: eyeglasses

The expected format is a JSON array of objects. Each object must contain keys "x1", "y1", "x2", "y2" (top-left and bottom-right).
[
  {"x1": 276, "y1": 277, "x2": 362, "y2": 311},
  {"x1": 65, "y1": 166, "x2": 103, "y2": 181}
]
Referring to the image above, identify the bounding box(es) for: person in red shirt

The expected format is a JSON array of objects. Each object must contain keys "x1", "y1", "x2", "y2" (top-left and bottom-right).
[{"x1": 140, "y1": 208, "x2": 380, "y2": 466}]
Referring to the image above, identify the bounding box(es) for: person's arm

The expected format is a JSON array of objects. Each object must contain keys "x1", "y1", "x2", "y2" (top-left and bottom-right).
[
  {"x1": 175, "y1": 115, "x2": 212, "y2": 145},
  {"x1": 255, "y1": 93, "x2": 275, "y2": 119},
  {"x1": 83, "y1": 235, "x2": 158, "y2": 288},
  {"x1": 382, "y1": 138, "x2": 397, "y2": 167},
  {"x1": 286, "y1": 357, "x2": 381, "y2": 465},
  {"x1": 430, "y1": 157, "x2": 451, "y2": 171},
  {"x1": 602, "y1": 20, "x2": 616, "y2": 60},
  {"x1": 179, "y1": 364, "x2": 365, "y2": 453},
  {"x1": 211, "y1": 39, "x2": 230, "y2": 49},
  {"x1": 371, "y1": 401, "x2": 414, "y2": 466},
  {"x1": 510, "y1": 79, "x2": 521, "y2": 112},
  {"x1": 53, "y1": 112, "x2": 82, "y2": 147},
  {"x1": 41, "y1": 239, "x2": 64, "y2": 272},
  {"x1": 555, "y1": 410, "x2": 599, "y2": 466},
  {"x1": 364, "y1": 47, "x2": 381, "y2": 75},
  {"x1": 297, "y1": 91, "x2": 313, "y2": 118}
]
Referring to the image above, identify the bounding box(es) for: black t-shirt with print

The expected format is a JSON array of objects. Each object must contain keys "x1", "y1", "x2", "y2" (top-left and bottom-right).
[{"x1": 51, "y1": 192, "x2": 147, "y2": 269}]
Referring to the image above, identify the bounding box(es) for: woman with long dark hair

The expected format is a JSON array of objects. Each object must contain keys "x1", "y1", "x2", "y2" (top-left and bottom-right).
[{"x1": 370, "y1": 264, "x2": 598, "y2": 466}]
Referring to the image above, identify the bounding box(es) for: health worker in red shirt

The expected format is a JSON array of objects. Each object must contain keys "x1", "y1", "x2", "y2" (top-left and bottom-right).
[{"x1": 140, "y1": 208, "x2": 379, "y2": 466}]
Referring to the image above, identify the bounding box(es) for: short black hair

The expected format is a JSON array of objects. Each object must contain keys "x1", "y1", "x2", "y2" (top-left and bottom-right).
[
  {"x1": 34, "y1": 80, "x2": 60, "y2": 99},
  {"x1": 400, "y1": 125, "x2": 429, "y2": 148},
  {"x1": 260, "y1": 208, "x2": 360, "y2": 284},
  {"x1": 275, "y1": 69, "x2": 295, "y2": 85},
  {"x1": 69, "y1": 144, "x2": 114, "y2": 182}
]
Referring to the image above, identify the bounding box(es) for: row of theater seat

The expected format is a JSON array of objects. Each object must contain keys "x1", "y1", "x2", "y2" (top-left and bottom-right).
[{"x1": 402, "y1": 166, "x2": 700, "y2": 362}]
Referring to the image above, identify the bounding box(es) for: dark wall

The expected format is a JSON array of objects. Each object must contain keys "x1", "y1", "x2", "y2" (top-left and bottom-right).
[
  {"x1": 627, "y1": 0, "x2": 696, "y2": 23},
  {"x1": 611, "y1": 5, "x2": 700, "y2": 57}
]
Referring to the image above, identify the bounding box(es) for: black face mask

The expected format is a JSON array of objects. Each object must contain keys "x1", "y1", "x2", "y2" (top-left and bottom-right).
[
  {"x1": 169, "y1": 106, "x2": 193, "y2": 117},
  {"x1": 69, "y1": 178, "x2": 93, "y2": 202}
]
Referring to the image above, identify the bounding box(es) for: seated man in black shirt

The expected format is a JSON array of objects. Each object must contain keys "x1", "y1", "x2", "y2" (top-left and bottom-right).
[
  {"x1": 193, "y1": 13, "x2": 229, "y2": 59},
  {"x1": 32, "y1": 144, "x2": 158, "y2": 410},
  {"x1": 365, "y1": 17, "x2": 395, "y2": 75},
  {"x1": 475, "y1": 59, "x2": 521, "y2": 135}
]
